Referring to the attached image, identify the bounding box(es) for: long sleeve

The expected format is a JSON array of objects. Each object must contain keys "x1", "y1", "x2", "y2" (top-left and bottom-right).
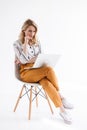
[
  {"x1": 13, "y1": 40, "x2": 29, "y2": 64},
  {"x1": 13, "y1": 40, "x2": 42, "y2": 64}
]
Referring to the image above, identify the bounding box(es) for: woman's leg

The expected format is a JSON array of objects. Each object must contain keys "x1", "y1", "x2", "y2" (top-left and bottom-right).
[
  {"x1": 20, "y1": 66, "x2": 59, "y2": 91},
  {"x1": 39, "y1": 78, "x2": 62, "y2": 107},
  {"x1": 39, "y1": 78, "x2": 72, "y2": 124},
  {"x1": 20, "y1": 66, "x2": 72, "y2": 124}
]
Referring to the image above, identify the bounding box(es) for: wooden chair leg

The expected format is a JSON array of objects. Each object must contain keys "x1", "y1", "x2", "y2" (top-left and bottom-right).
[
  {"x1": 35, "y1": 86, "x2": 38, "y2": 107},
  {"x1": 13, "y1": 85, "x2": 25, "y2": 112},
  {"x1": 28, "y1": 86, "x2": 32, "y2": 120},
  {"x1": 44, "y1": 90, "x2": 54, "y2": 114}
]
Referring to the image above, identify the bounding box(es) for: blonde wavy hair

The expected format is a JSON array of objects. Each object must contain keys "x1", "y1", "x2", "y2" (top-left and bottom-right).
[{"x1": 19, "y1": 19, "x2": 38, "y2": 44}]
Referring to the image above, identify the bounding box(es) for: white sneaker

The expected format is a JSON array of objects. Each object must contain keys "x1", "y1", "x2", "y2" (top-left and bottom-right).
[
  {"x1": 62, "y1": 98, "x2": 74, "y2": 109},
  {"x1": 59, "y1": 111, "x2": 72, "y2": 124}
]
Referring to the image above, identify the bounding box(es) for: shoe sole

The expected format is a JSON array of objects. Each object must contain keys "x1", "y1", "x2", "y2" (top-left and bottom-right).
[{"x1": 59, "y1": 113, "x2": 72, "y2": 125}]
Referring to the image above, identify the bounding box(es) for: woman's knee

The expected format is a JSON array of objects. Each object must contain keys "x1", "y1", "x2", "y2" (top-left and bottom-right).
[
  {"x1": 44, "y1": 66, "x2": 54, "y2": 73},
  {"x1": 39, "y1": 78, "x2": 51, "y2": 89},
  {"x1": 46, "y1": 66, "x2": 53, "y2": 70}
]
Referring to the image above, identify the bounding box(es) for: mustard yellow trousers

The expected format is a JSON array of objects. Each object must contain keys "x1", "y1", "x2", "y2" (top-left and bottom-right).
[{"x1": 19, "y1": 63, "x2": 62, "y2": 107}]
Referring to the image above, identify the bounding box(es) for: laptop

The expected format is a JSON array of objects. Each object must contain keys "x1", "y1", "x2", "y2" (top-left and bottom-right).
[{"x1": 32, "y1": 53, "x2": 61, "y2": 68}]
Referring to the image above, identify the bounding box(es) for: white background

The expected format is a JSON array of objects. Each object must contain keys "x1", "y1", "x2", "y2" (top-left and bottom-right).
[{"x1": 0, "y1": 0, "x2": 87, "y2": 130}]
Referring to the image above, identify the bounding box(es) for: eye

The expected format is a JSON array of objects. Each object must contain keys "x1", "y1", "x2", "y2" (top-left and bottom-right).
[
  {"x1": 28, "y1": 30, "x2": 32, "y2": 32},
  {"x1": 28, "y1": 30, "x2": 36, "y2": 33}
]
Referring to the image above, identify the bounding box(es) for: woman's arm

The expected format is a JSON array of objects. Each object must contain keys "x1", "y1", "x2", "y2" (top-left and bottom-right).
[
  {"x1": 13, "y1": 40, "x2": 30, "y2": 64},
  {"x1": 13, "y1": 40, "x2": 41, "y2": 64},
  {"x1": 27, "y1": 55, "x2": 37, "y2": 63}
]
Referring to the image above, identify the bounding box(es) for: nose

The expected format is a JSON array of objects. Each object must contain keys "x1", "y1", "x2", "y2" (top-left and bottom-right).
[
  {"x1": 30, "y1": 31, "x2": 35, "y2": 36},
  {"x1": 30, "y1": 31, "x2": 34, "y2": 35}
]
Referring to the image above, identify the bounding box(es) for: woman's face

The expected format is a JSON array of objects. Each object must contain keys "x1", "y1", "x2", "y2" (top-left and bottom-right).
[{"x1": 24, "y1": 25, "x2": 36, "y2": 40}]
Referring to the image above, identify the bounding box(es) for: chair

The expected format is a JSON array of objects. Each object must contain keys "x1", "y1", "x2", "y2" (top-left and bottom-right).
[{"x1": 13, "y1": 64, "x2": 53, "y2": 120}]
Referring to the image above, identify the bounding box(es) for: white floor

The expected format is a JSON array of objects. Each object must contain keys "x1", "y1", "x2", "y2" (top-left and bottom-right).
[{"x1": 0, "y1": 81, "x2": 87, "y2": 130}]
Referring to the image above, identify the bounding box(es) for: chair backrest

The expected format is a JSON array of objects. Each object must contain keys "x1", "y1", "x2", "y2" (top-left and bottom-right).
[{"x1": 15, "y1": 63, "x2": 21, "y2": 80}]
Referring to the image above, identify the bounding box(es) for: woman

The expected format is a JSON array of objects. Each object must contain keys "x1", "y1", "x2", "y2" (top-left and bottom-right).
[{"x1": 13, "y1": 19, "x2": 73, "y2": 124}]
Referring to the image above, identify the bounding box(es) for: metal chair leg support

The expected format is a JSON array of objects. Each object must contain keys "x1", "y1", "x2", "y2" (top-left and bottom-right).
[{"x1": 35, "y1": 86, "x2": 38, "y2": 107}]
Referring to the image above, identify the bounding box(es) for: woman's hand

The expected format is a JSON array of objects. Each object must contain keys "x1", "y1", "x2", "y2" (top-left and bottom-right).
[
  {"x1": 23, "y1": 36, "x2": 30, "y2": 54},
  {"x1": 24, "y1": 36, "x2": 30, "y2": 45},
  {"x1": 15, "y1": 59, "x2": 21, "y2": 64},
  {"x1": 28, "y1": 56, "x2": 38, "y2": 63}
]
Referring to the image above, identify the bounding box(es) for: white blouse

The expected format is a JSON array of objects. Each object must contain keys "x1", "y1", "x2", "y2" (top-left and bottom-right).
[{"x1": 13, "y1": 40, "x2": 41, "y2": 64}]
